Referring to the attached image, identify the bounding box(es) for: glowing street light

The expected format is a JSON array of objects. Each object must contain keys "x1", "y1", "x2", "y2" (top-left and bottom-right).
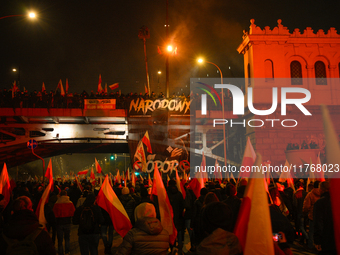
[
  {"x1": 167, "y1": 45, "x2": 173, "y2": 52},
  {"x1": 28, "y1": 12, "x2": 36, "y2": 18},
  {"x1": 12, "y1": 68, "x2": 17, "y2": 72},
  {"x1": 197, "y1": 58, "x2": 228, "y2": 178}
]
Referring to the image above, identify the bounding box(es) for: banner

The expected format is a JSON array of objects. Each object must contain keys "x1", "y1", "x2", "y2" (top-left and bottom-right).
[
  {"x1": 84, "y1": 99, "x2": 116, "y2": 110},
  {"x1": 127, "y1": 97, "x2": 191, "y2": 174}
]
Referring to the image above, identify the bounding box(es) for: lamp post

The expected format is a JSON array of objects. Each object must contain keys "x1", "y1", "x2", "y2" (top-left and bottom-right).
[
  {"x1": 157, "y1": 71, "x2": 161, "y2": 94},
  {"x1": 198, "y1": 58, "x2": 228, "y2": 176}
]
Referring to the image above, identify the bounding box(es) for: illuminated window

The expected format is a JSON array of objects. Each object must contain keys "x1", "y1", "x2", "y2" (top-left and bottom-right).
[
  {"x1": 290, "y1": 61, "x2": 303, "y2": 85},
  {"x1": 315, "y1": 61, "x2": 327, "y2": 85},
  {"x1": 265, "y1": 59, "x2": 274, "y2": 81}
]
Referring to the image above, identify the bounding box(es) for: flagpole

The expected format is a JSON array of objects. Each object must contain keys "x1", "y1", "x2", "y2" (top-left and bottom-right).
[{"x1": 31, "y1": 147, "x2": 45, "y2": 183}]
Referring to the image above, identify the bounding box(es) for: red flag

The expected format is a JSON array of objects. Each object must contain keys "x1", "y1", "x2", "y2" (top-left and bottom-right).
[
  {"x1": 96, "y1": 175, "x2": 132, "y2": 237},
  {"x1": 142, "y1": 131, "x2": 152, "y2": 153},
  {"x1": 42, "y1": 82, "x2": 46, "y2": 92},
  {"x1": 12, "y1": 81, "x2": 17, "y2": 98},
  {"x1": 65, "y1": 78, "x2": 69, "y2": 94},
  {"x1": 97, "y1": 74, "x2": 103, "y2": 93},
  {"x1": 95, "y1": 158, "x2": 102, "y2": 174},
  {"x1": 0, "y1": 163, "x2": 11, "y2": 208},
  {"x1": 151, "y1": 163, "x2": 177, "y2": 244},
  {"x1": 176, "y1": 169, "x2": 186, "y2": 199},
  {"x1": 109, "y1": 83, "x2": 119, "y2": 90},
  {"x1": 36, "y1": 159, "x2": 53, "y2": 226},
  {"x1": 187, "y1": 178, "x2": 201, "y2": 199},
  {"x1": 234, "y1": 154, "x2": 274, "y2": 254},
  {"x1": 239, "y1": 137, "x2": 256, "y2": 179},
  {"x1": 78, "y1": 169, "x2": 89, "y2": 176},
  {"x1": 145, "y1": 85, "x2": 148, "y2": 94},
  {"x1": 214, "y1": 159, "x2": 223, "y2": 180},
  {"x1": 90, "y1": 167, "x2": 96, "y2": 185}
]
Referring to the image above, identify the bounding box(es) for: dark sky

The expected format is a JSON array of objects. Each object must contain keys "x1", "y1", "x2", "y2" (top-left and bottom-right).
[{"x1": 1, "y1": 0, "x2": 340, "y2": 96}]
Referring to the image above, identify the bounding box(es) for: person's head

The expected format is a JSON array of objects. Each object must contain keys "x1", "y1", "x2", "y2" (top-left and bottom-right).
[
  {"x1": 203, "y1": 192, "x2": 219, "y2": 206},
  {"x1": 200, "y1": 187, "x2": 208, "y2": 197},
  {"x1": 13, "y1": 196, "x2": 33, "y2": 212},
  {"x1": 134, "y1": 202, "x2": 156, "y2": 222},
  {"x1": 319, "y1": 181, "x2": 330, "y2": 194},
  {"x1": 168, "y1": 179, "x2": 176, "y2": 187},
  {"x1": 296, "y1": 181, "x2": 304, "y2": 189},
  {"x1": 314, "y1": 181, "x2": 320, "y2": 189},
  {"x1": 60, "y1": 190, "x2": 67, "y2": 196},
  {"x1": 122, "y1": 187, "x2": 130, "y2": 195},
  {"x1": 201, "y1": 201, "x2": 233, "y2": 234},
  {"x1": 83, "y1": 192, "x2": 96, "y2": 207},
  {"x1": 225, "y1": 184, "x2": 237, "y2": 197}
]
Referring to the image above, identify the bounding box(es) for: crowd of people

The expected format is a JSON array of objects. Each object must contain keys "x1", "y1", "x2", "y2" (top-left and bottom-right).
[
  {"x1": 0, "y1": 87, "x2": 193, "y2": 109},
  {"x1": 0, "y1": 176, "x2": 336, "y2": 255}
]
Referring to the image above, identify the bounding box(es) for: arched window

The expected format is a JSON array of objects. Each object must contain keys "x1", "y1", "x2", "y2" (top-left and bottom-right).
[
  {"x1": 247, "y1": 63, "x2": 251, "y2": 86},
  {"x1": 290, "y1": 61, "x2": 302, "y2": 85},
  {"x1": 265, "y1": 59, "x2": 274, "y2": 81},
  {"x1": 315, "y1": 61, "x2": 327, "y2": 85}
]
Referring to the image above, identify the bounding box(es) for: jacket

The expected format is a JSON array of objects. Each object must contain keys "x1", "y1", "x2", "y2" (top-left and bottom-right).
[
  {"x1": 0, "y1": 209, "x2": 56, "y2": 255},
  {"x1": 302, "y1": 188, "x2": 320, "y2": 220},
  {"x1": 194, "y1": 228, "x2": 242, "y2": 255},
  {"x1": 116, "y1": 217, "x2": 169, "y2": 255},
  {"x1": 73, "y1": 204, "x2": 104, "y2": 236},
  {"x1": 313, "y1": 192, "x2": 337, "y2": 253},
  {"x1": 120, "y1": 194, "x2": 136, "y2": 223},
  {"x1": 53, "y1": 195, "x2": 76, "y2": 225}
]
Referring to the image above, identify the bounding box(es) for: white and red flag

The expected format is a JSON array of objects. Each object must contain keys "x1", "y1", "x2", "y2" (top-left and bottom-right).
[
  {"x1": 96, "y1": 175, "x2": 132, "y2": 237},
  {"x1": 234, "y1": 154, "x2": 274, "y2": 255},
  {"x1": 0, "y1": 163, "x2": 11, "y2": 208},
  {"x1": 95, "y1": 158, "x2": 102, "y2": 174},
  {"x1": 148, "y1": 173, "x2": 152, "y2": 186},
  {"x1": 109, "y1": 83, "x2": 119, "y2": 90},
  {"x1": 321, "y1": 105, "x2": 340, "y2": 253},
  {"x1": 134, "y1": 140, "x2": 147, "y2": 172},
  {"x1": 151, "y1": 163, "x2": 177, "y2": 245},
  {"x1": 42, "y1": 82, "x2": 46, "y2": 92},
  {"x1": 131, "y1": 171, "x2": 136, "y2": 187},
  {"x1": 36, "y1": 159, "x2": 53, "y2": 227},
  {"x1": 116, "y1": 169, "x2": 121, "y2": 184},
  {"x1": 214, "y1": 159, "x2": 223, "y2": 181},
  {"x1": 142, "y1": 131, "x2": 152, "y2": 153},
  {"x1": 104, "y1": 83, "x2": 108, "y2": 94},
  {"x1": 126, "y1": 168, "x2": 130, "y2": 181},
  {"x1": 97, "y1": 74, "x2": 103, "y2": 93},
  {"x1": 75, "y1": 176, "x2": 83, "y2": 192},
  {"x1": 315, "y1": 153, "x2": 325, "y2": 181},
  {"x1": 239, "y1": 137, "x2": 256, "y2": 179}
]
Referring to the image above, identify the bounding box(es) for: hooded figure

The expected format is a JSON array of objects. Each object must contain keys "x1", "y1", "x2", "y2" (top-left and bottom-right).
[{"x1": 116, "y1": 202, "x2": 169, "y2": 255}]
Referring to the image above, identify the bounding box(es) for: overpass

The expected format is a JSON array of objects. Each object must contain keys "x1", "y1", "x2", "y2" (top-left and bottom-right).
[
  {"x1": 0, "y1": 108, "x2": 129, "y2": 168},
  {"x1": 0, "y1": 103, "x2": 242, "y2": 170}
]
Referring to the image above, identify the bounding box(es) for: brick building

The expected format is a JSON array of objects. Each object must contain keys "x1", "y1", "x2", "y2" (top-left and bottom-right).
[{"x1": 237, "y1": 19, "x2": 340, "y2": 166}]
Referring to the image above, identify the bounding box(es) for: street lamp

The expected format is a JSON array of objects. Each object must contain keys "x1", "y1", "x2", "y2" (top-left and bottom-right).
[
  {"x1": 197, "y1": 58, "x2": 228, "y2": 178},
  {"x1": 157, "y1": 71, "x2": 162, "y2": 94}
]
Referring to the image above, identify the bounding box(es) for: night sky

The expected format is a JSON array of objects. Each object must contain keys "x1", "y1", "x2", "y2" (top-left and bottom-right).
[{"x1": 1, "y1": 1, "x2": 340, "y2": 96}]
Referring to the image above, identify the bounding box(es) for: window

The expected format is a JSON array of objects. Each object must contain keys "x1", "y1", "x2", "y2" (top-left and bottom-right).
[
  {"x1": 315, "y1": 61, "x2": 327, "y2": 85},
  {"x1": 290, "y1": 61, "x2": 303, "y2": 85},
  {"x1": 265, "y1": 60, "x2": 274, "y2": 81}
]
